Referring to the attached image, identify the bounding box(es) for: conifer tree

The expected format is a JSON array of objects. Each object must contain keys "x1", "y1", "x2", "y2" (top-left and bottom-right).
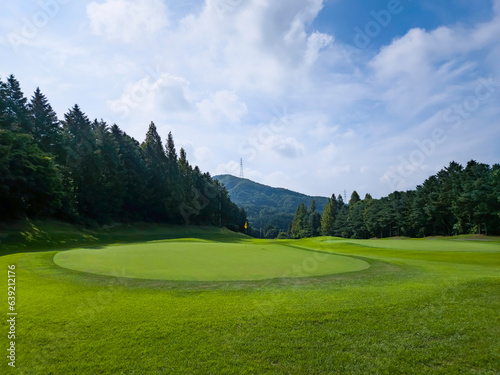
[
  {"x1": 141, "y1": 122, "x2": 169, "y2": 220},
  {"x1": 321, "y1": 194, "x2": 337, "y2": 236},
  {"x1": 29, "y1": 88, "x2": 64, "y2": 161},
  {"x1": 5, "y1": 75, "x2": 31, "y2": 133}
]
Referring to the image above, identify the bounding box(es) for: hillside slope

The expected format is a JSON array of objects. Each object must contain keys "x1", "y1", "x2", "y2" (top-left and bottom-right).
[{"x1": 214, "y1": 174, "x2": 328, "y2": 232}]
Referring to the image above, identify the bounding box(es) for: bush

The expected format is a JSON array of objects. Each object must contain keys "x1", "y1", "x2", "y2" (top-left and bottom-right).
[{"x1": 277, "y1": 232, "x2": 289, "y2": 239}]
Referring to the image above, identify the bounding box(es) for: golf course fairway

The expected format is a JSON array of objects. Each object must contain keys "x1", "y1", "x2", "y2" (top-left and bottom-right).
[
  {"x1": 2, "y1": 223, "x2": 498, "y2": 374},
  {"x1": 53, "y1": 241, "x2": 370, "y2": 280}
]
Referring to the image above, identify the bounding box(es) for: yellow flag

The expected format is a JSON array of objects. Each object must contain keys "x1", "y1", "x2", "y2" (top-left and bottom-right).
[{"x1": 244, "y1": 222, "x2": 248, "y2": 229}]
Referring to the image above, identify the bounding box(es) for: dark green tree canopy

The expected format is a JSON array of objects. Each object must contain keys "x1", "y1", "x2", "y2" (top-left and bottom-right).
[{"x1": 0, "y1": 75, "x2": 247, "y2": 230}]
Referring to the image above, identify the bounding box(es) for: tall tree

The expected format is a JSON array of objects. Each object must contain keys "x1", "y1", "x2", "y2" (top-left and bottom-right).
[
  {"x1": 141, "y1": 122, "x2": 169, "y2": 221},
  {"x1": 164, "y1": 131, "x2": 183, "y2": 222},
  {"x1": 0, "y1": 78, "x2": 10, "y2": 130},
  {"x1": 5, "y1": 75, "x2": 31, "y2": 133},
  {"x1": 290, "y1": 202, "x2": 308, "y2": 238},
  {"x1": 348, "y1": 191, "x2": 361, "y2": 207},
  {"x1": 333, "y1": 194, "x2": 349, "y2": 237},
  {"x1": 61, "y1": 105, "x2": 96, "y2": 219},
  {"x1": 88, "y1": 120, "x2": 125, "y2": 222},
  {"x1": 309, "y1": 200, "x2": 322, "y2": 237},
  {"x1": 29, "y1": 88, "x2": 64, "y2": 162},
  {"x1": 321, "y1": 194, "x2": 337, "y2": 236},
  {"x1": 0, "y1": 130, "x2": 62, "y2": 219},
  {"x1": 111, "y1": 125, "x2": 147, "y2": 220}
]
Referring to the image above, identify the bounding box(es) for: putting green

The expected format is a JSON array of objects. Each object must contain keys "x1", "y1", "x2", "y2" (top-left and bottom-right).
[{"x1": 53, "y1": 241, "x2": 370, "y2": 281}]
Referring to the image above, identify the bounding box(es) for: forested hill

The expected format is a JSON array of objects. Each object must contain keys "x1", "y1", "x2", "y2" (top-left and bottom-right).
[{"x1": 214, "y1": 174, "x2": 328, "y2": 235}]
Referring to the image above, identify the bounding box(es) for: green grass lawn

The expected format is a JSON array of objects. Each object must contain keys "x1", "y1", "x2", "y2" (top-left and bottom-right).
[
  {"x1": 1, "y1": 223, "x2": 499, "y2": 374},
  {"x1": 53, "y1": 241, "x2": 369, "y2": 281}
]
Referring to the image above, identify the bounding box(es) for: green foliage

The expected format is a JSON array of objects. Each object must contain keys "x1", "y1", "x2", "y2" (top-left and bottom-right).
[
  {"x1": 276, "y1": 231, "x2": 289, "y2": 239},
  {"x1": 289, "y1": 201, "x2": 322, "y2": 238},
  {"x1": 320, "y1": 195, "x2": 337, "y2": 236},
  {"x1": 214, "y1": 174, "x2": 328, "y2": 233},
  {"x1": 348, "y1": 190, "x2": 360, "y2": 206},
  {"x1": 0, "y1": 130, "x2": 63, "y2": 219},
  {"x1": 305, "y1": 161, "x2": 500, "y2": 239},
  {"x1": 29, "y1": 87, "x2": 65, "y2": 162},
  {"x1": 0, "y1": 75, "x2": 246, "y2": 231}
]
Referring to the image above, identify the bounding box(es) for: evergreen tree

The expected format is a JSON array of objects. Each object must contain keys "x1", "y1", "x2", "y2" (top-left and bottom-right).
[
  {"x1": 0, "y1": 74, "x2": 248, "y2": 231},
  {"x1": 61, "y1": 104, "x2": 96, "y2": 220},
  {"x1": 89, "y1": 120, "x2": 125, "y2": 222},
  {"x1": 164, "y1": 131, "x2": 183, "y2": 222},
  {"x1": 141, "y1": 122, "x2": 169, "y2": 221},
  {"x1": 0, "y1": 78, "x2": 10, "y2": 130},
  {"x1": 29, "y1": 88, "x2": 64, "y2": 162},
  {"x1": 347, "y1": 199, "x2": 367, "y2": 238},
  {"x1": 321, "y1": 194, "x2": 337, "y2": 236},
  {"x1": 5, "y1": 75, "x2": 31, "y2": 133},
  {"x1": 333, "y1": 194, "x2": 348, "y2": 237},
  {"x1": 348, "y1": 191, "x2": 360, "y2": 207},
  {"x1": 309, "y1": 199, "x2": 322, "y2": 236},
  {"x1": 290, "y1": 202, "x2": 308, "y2": 238},
  {"x1": 0, "y1": 130, "x2": 62, "y2": 219},
  {"x1": 110, "y1": 124, "x2": 147, "y2": 220}
]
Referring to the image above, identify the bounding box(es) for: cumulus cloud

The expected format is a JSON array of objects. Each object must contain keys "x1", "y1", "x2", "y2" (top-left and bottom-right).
[
  {"x1": 176, "y1": 0, "x2": 332, "y2": 91},
  {"x1": 194, "y1": 146, "x2": 213, "y2": 163},
  {"x1": 368, "y1": 11, "x2": 500, "y2": 117},
  {"x1": 87, "y1": 0, "x2": 168, "y2": 43},
  {"x1": 6, "y1": 0, "x2": 498, "y2": 199},
  {"x1": 197, "y1": 91, "x2": 247, "y2": 124},
  {"x1": 272, "y1": 136, "x2": 305, "y2": 159},
  {"x1": 108, "y1": 73, "x2": 192, "y2": 118}
]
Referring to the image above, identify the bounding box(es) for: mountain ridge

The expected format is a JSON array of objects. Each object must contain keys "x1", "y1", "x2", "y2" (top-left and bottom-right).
[{"x1": 214, "y1": 174, "x2": 329, "y2": 232}]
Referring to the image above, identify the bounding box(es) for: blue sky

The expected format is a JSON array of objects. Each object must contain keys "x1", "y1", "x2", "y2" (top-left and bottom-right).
[{"x1": 1, "y1": 0, "x2": 499, "y2": 198}]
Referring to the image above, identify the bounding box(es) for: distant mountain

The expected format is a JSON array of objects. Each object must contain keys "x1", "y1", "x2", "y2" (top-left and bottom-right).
[{"x1": 214, "y1": 174, "x2": 329, "y2": 232}]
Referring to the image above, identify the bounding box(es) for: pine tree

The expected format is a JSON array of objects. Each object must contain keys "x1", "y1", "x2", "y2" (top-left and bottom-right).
[
  {"x1": 111, "y1": 125, "x2": 147, "y2": 220},
  {"x1": 164, "y1": 131, "x2": 183, "y2": 222},
  {"x1": 321, "y1": 194, "x2": 337, "y2": 236},
  {"x1": 89, "y1": 120, "x2": 125, "y2": 222},
  {"x1": 290, "y1": 202, "x2": 308, "y2": 238},
  {"x1": 5, "y1": 75, "x2": 31, "y2": 133},
  {"x1": 0, "y1": 130, "x2": 62, "y2": 219},
  {"x1": 333, "y1": 194, "x2": 349, "y2": 237},
  {"x1": 348, "y1": 191, "x2": 360, "y2": 207},
  {"x1": 29, "y1": 88, "x2": 64, "y2": 162},
  {"x1": 309, "y1": 200, "x2": 322, "y2": 236},
  {"x1": 61, "y1": 105, "x2": 96, "y2": 219},
  {"x1": 141, "y1": 122, "x2": 169, "y2": 221},
  {"x1": 0, "y1": 78, "x2": 10, "y2": 130}
]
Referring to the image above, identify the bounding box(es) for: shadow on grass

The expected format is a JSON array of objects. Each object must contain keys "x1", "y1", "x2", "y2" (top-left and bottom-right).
[{"x1": 0, "y1": 220, "x2": 250, "y2": 256}]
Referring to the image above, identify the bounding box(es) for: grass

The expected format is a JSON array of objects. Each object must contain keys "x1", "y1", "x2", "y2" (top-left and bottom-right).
[
  {"x1": 0, "y1": 221, "x2": 499, "y2": 374},
  {"x1": 53, "y1": 241, "x2": 369, "y2": 281}
]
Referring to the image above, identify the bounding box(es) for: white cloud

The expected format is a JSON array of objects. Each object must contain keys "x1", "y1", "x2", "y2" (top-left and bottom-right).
[
  {"x1": 305, "y1": 31, "x2": 334, "y2": 66},
  {"x1": 368, "y1": 12, "x2": 500, "y2": 118},
  {"x1": 194, "y1": 146, "x2": 213, "y2": 163},
  {"x1": 108, "y1": 73, "x2": 192, "y2": 118},
  {"x1": 197, "y1": 91, "x2": 247, "y2": 124},
  {"x1": 271, "y1": 136, "x2": 304, "y2": 159},
  {"x1": 175, "y1": 0, "x2": 332, "y2": 92},
  {"x1": 4, "y1": 0, "x2": 500, "y2": 200},
  {"x1": 87, "y1": 0, "x2": 168, "y2": 43},
  {"x1": 319, "y1": 142, "x2": 339, "y2": 161}
]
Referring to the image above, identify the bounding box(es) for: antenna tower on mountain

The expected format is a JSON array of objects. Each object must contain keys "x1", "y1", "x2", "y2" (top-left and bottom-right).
[{"x1": 239, "y1": 158, "x2": 244, "y2": 178}]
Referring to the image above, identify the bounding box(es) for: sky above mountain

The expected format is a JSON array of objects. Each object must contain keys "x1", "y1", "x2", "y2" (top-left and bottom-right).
[{"x1": 2, "y1": 0, "x2": 499, "y2": 198}]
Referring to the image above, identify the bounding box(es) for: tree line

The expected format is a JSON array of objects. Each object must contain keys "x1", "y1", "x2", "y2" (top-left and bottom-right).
[
  {"x1": 287, "y1": 161, "x2": 500, "y2": 239},
  {"x1": 0, "y1": 74, "x2": 247, "y2": 230}
]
